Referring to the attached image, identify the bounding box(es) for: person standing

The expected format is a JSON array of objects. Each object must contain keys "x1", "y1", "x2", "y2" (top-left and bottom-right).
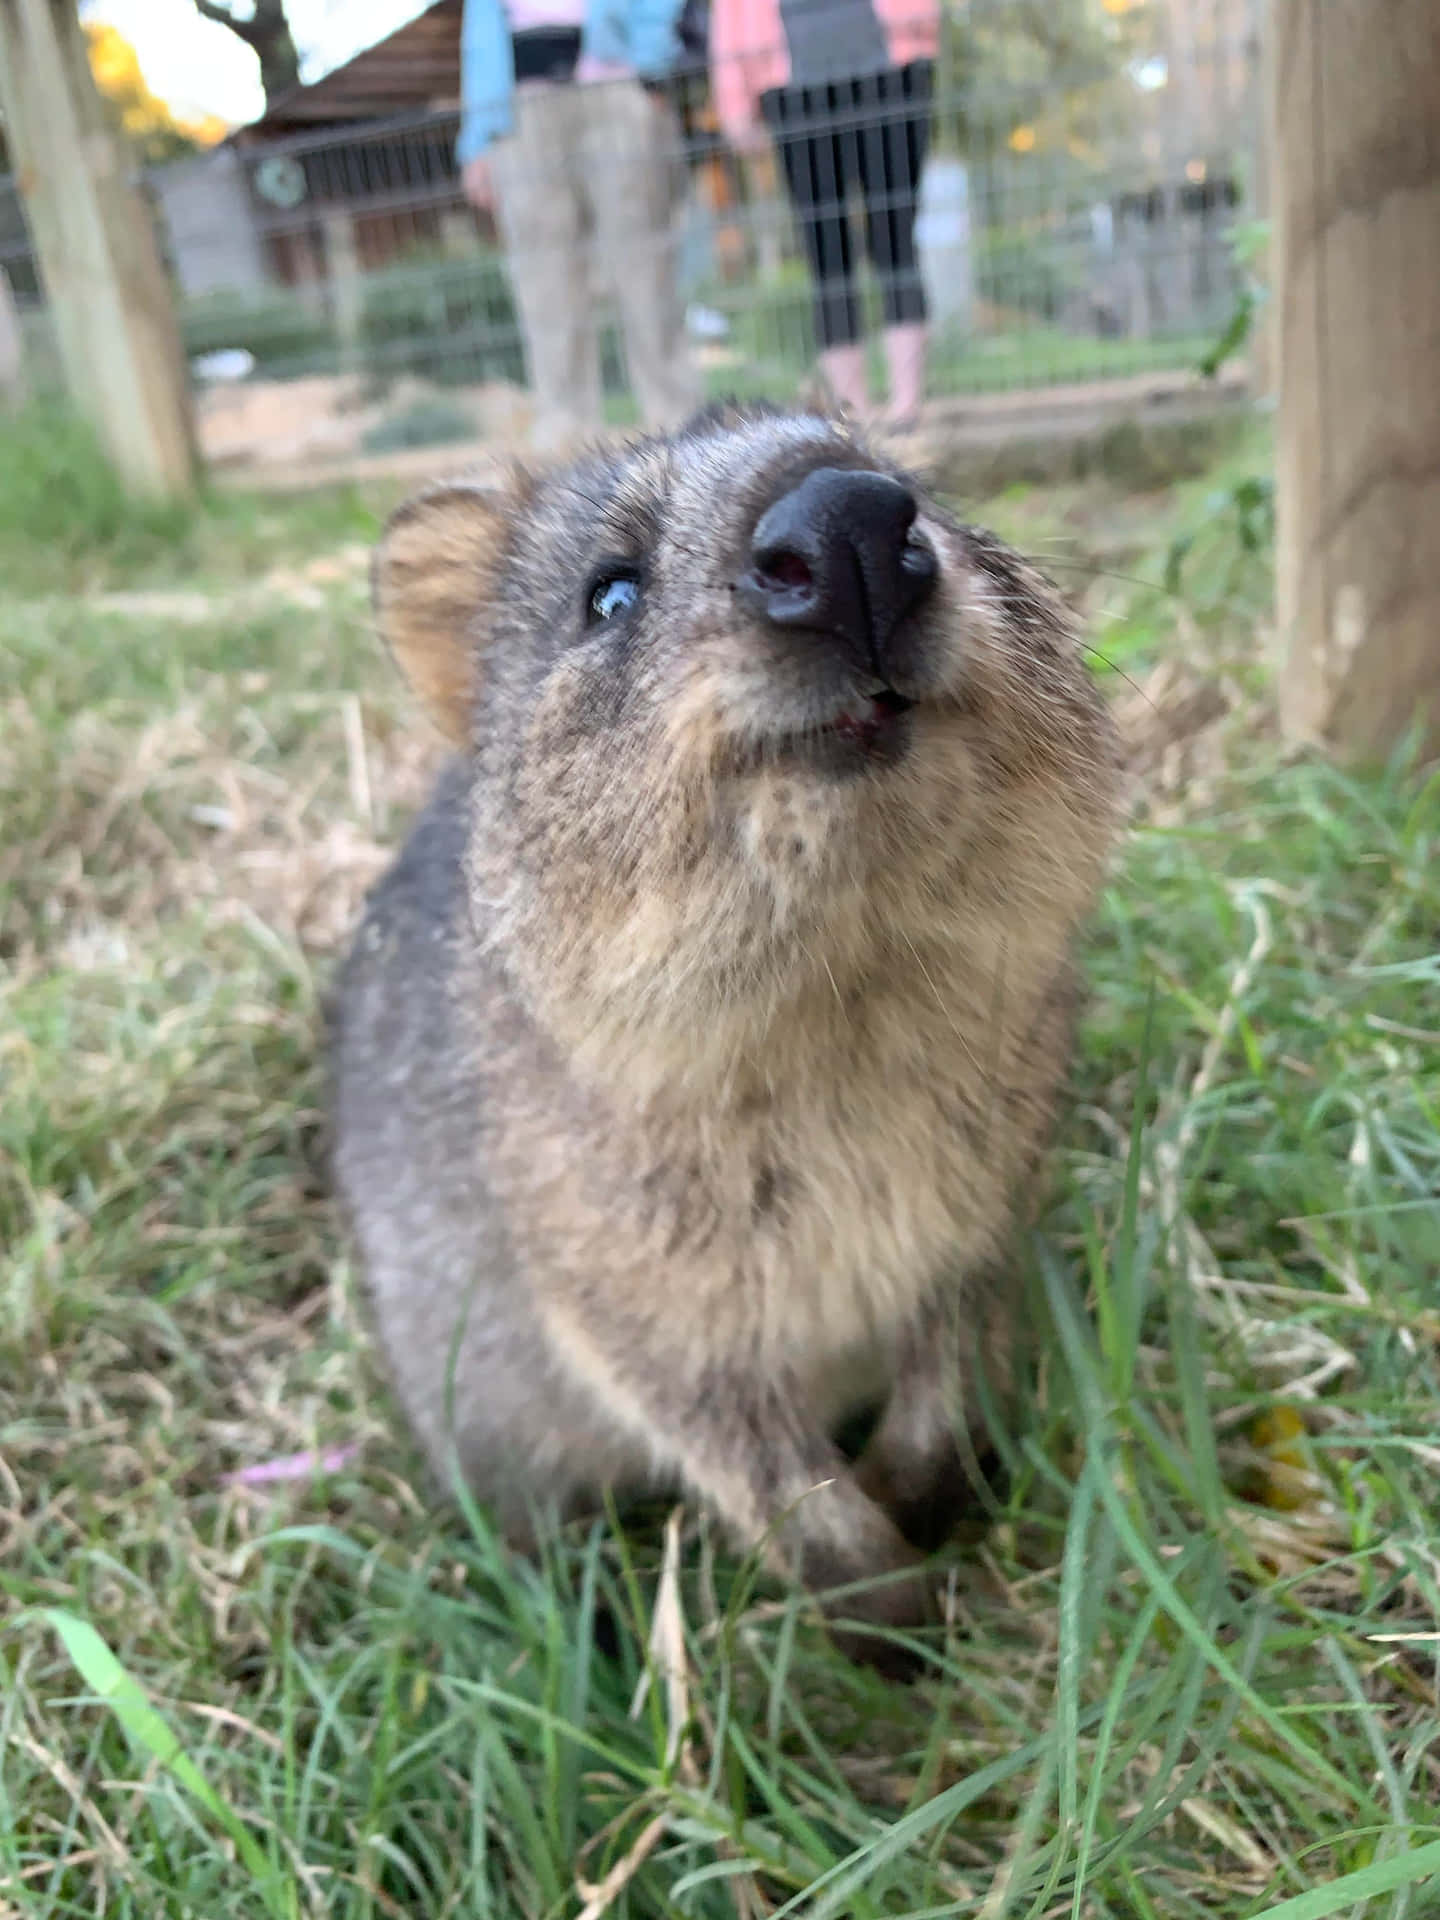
[
  {"x1": 709, "y1": 0, "x2": 939, "y2": 425},
  {"x1": 458, "y1": 0, "x2": 702, "y2": 447}
]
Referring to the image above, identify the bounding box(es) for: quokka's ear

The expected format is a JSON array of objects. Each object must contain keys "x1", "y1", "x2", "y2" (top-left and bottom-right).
[{"x1": 371, "y1": 466, "x2": 530, "y2": 745}]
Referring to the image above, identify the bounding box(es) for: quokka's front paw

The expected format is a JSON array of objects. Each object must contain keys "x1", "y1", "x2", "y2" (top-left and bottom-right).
[
  {"x1": 854, "y1": 1443, "x2": 999, "y2": 1555},
  {"x1": 819, "y1": 1557, "x2": 939, "y2": 1683}
]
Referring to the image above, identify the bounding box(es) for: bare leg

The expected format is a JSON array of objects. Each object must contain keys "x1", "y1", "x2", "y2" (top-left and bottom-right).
[
  {"x1": 881, "y1": 321, "x2": 928, "y2": 427},
  {"x1": 819, "y1": 342, "x2": 869, "y2": 415}
]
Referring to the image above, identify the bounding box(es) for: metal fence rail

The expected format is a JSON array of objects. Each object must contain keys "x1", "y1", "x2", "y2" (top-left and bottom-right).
[{"x1": 1, "y1": 0, "x2": 1263, "y2": 456}]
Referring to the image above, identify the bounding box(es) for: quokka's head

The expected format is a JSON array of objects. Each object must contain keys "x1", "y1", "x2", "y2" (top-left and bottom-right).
[{"x1": 374, "y1": 403, "x2": 1122, "y2": 1082}]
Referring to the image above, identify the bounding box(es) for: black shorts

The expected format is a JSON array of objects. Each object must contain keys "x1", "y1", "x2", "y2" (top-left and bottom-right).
[{"x1": 761, "y1": 60, "x2": 933, "y2": 350}]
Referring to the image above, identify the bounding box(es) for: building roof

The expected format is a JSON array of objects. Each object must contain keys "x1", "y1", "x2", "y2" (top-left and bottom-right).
[{"x1": 242, "y1": 0, "x2": 462, "y2": 137}]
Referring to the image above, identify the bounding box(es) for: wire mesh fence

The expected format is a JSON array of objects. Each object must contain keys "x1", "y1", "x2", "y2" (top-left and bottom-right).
[{"x1": 0, "y1": 0, "x2": 1263, "y2": 458}]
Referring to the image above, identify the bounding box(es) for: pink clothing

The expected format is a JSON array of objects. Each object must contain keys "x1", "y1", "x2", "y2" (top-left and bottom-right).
[
  {"x1": 505, "y1": 0, "x2": 586, "y2": 29},
  {"x1": 710, "y1": 0, "x2": 938, "y2": 147}
]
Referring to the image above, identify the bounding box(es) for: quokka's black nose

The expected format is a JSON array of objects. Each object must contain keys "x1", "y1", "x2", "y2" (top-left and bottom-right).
[{"x1": 744, "y1": 467, "x2": 938, "y2": 669}]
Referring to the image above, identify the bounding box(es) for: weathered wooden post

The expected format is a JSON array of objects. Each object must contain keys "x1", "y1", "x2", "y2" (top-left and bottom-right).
[
  {"x1": 321, "y1": 207, "x2": 364, "y2": 377},
  {"x1": 1271, "y1": 0, "x2": 1440, "y2": 760},
  {"x1": 0, "y1": 0, "x2": 198, "y2": 497},
  {"x1": 0, "y1": 262, "x2": 23, "y2": 407}
]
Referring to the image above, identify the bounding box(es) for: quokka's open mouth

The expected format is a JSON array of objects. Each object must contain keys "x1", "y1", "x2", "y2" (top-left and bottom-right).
[{"x1": 746, "y1": 687, "x2": 917, "y2": 780}]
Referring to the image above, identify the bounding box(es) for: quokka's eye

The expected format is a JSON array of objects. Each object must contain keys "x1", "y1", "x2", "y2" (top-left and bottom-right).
[{"x1": 588, "y1": 570, "x2": 642, "y2": 624}]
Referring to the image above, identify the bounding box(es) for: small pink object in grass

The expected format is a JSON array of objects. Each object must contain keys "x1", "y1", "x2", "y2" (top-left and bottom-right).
[{"x1": 226, "y1": 1445, "x2": 359, "y2": 1487}]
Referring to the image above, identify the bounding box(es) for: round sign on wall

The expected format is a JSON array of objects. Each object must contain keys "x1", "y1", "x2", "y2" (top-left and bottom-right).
[{"x1": 253, "y1": 155, "x2": 307, "y2": 209}]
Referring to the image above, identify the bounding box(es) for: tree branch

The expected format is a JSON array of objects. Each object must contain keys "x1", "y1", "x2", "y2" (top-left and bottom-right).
[
  {"x1": 190, "y1": 0, "x2": 300, "y2": 106},
  {"x1": 192, "y1": 1, "x2": 265, "y2": 55}
]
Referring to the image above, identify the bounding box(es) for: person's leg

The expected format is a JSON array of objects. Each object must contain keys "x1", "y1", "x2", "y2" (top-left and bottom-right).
[
  {"x1": 857, "y1": 63, "x2": 932, "y2": 425},
  {"x1": 583, "y1": 79, "x2": 700, "y2": 431},
  {"x1": 488, "y1": 83, "x2": 602, "y2": 448},
  {"x1": 769, "y1": 84, "x2": 867, "y2": 413},
  {"x1": 818, "y1": 342, "x2": 868, "y2": 415},
  {"x1": 882, "y1": 321, "x2": 927, "y2": 424}
]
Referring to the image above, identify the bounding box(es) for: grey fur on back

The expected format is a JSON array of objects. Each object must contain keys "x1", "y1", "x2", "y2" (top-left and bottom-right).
[{"x1": 335, "y1": 761, "x2": 659, "y2": 1535}]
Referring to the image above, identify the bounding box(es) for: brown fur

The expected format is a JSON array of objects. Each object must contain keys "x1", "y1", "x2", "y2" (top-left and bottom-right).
[
  {"x1": 372, "y1": 469, "x2": 530, "y2": 747},
  {"x1": 333, "y1": 404, "x2": 1123, "y2": 1673}
]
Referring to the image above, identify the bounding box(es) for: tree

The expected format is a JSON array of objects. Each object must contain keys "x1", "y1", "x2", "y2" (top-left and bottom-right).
[
  {"x1": 1271, "y1": 0, "x2": 1440, "y2": 761},
  {"x1": 191, "y1": 0, "x2": 299, "y2": 110},
  {"x1": 931, "y1": 0, "x2": 1150, "y2": 163},
  {"x1": 85, "y1": 21, "x2": 227, "y2": 160}
]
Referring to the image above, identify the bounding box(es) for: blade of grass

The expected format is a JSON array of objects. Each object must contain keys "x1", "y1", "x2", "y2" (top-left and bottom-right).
[
  {"x1": 20, "y1": 1609, "x2": 296, "y2": 1920},
  {"x1": 1070, "y1": 1587, "x2": 1163, "y2": 1918},
  {"x1": 1055, "y1": 1466, "x2": 1099, "y2": 1836},
  {"x1": 1245, "y1": 1839, "x2": 1440, "y2": 1920},
  {"x1": 769, "y1": 1700, "x2": 1111, "y2": 1920},
  {"x1": 1039, "y1": 1248, "x2": 1380, "y2": 1819}
]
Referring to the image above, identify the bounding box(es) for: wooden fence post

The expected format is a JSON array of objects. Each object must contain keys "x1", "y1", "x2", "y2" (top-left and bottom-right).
[
  {"x1": 0, "y1": 262, "x2": 22, "y2": 407},
  {"x1": 0, "y1": 0, "x2": 198, "y2": 497},
  {"x1": 322, "y1": 208, "x2": 364, "y2": 377},
  {"x1": 1271, "y1": 0, "x2": 1440, "y2": 760}
]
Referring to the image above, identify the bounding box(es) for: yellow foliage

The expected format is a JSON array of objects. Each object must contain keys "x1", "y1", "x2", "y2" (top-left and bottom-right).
[
  {"x1": 1008, "y1": 123, "x2": 1037, "y2": 153},
  {"x1": 180, "y1": 112, "x2": 230, "y2": 149},
  {"x1": 85, "y1": 21, "x2": 227, "y2": 160}
]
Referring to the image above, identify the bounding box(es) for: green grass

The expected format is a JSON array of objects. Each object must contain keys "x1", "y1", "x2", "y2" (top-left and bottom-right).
[
  {"x1": 0, "y1": 396, "x2": 394, "y2": 600},
  {"x1": 0, "y1": 398, "x2": 195, "y2": 588},
  {"x1": 2, "y1": 435, "x2": 1438, "y2": 1919}
]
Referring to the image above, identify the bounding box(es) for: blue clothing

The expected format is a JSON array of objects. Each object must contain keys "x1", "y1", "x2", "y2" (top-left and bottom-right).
[{"x1": 458, "y1": 0, "x2": 689, "y2": 163}]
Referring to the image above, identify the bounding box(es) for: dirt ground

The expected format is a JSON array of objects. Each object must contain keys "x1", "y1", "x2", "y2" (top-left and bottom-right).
[
  {"x1": 195, "y1": 372, "x2": 536, "y2": 470},
  {"x1": 196, "y1": 362, "x2": 1252, "y2": 491}
]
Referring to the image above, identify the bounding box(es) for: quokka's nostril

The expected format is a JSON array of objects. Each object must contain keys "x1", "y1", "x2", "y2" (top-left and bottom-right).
[
  {"x1": 754, "y1": 550, "x2": 814, "y2": 594},
  {"x1": 900, "y1": 529, "x2": 939, "y2": 587}
]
